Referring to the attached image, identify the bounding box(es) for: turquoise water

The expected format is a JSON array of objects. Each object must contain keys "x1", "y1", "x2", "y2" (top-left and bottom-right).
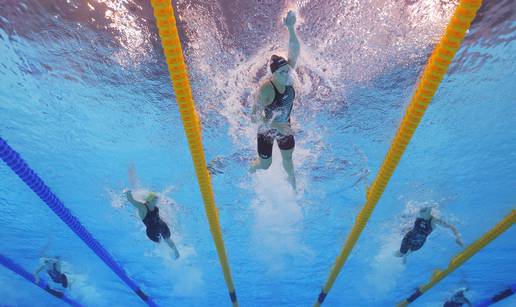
[{"x1": 0, "y1": 0, "x2": 515, "y2": 306}]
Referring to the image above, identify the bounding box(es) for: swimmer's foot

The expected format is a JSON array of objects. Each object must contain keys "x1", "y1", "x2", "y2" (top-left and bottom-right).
[{"x1": 288, "y1": 176, "x2": 297, "y2": 192}]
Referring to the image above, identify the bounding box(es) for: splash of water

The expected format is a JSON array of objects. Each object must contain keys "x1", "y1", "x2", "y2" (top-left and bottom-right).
[{"x1": 250, "y1": 146, "x2": 313, "y2": 273}]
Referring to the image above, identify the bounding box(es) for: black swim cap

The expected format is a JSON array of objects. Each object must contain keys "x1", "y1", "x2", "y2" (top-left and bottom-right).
[{"x1": 270, "y1": 55, "x2": 289, "y2": 73}]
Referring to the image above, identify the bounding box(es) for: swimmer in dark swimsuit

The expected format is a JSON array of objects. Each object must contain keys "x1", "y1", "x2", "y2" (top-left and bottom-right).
[
  {"x1": 34, "y1": 256, "x2": 70, "y2": 294},
  {"x1": 250, "y1": 10, "x2": 300, "y2": 190},
  {"x1": 395, "y1": 207, "x2": 465, "y2": 263},
  {"x1": 444, "y1": 288, "x2": 472, "y2": 307},
  {"x1": 125, "y1": 190, "x2": 180, "y2": 259}
]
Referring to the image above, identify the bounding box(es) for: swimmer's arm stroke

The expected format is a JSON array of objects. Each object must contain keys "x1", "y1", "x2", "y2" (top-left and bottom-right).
[
  {"x1": 33, "y1": 264, "x2": 45, "y2": 283},
  {"x1": 124, "y1": 189, "x2": 144, "y2": 208},
  {"x1": 250, "y1": 83, "x2": 274, "y2": 124},
  {"x1": 434, "y1": 217, "x2": 465, "y2": 247},
  {"x1": 285, "y1": 11, "x2": 300, "y2": 67}
]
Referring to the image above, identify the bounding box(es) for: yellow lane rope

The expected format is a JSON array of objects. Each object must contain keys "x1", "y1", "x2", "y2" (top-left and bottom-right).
[
  {"x1": 397, "y1": 210, "x2": 515, "y2": 306},
  {"x1": 149, "y1": 1, "x2": 238, "y2": 305},
  {"x1": 315, "y1": 1, "x2": 483, "y2": 305}
]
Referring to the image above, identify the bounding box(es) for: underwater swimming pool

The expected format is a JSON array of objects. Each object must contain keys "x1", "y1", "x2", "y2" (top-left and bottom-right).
[{"x1": 1, "y1": 0, "x2": 515, "y2": 306}]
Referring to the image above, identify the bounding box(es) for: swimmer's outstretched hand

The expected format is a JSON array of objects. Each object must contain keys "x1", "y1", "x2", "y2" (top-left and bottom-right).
[
  {"x1": 284, "y1": 10, "x2": 296, "y2": 27},
  {"x1": 123, "y1": 189, "x2": 133, "y2": 201}
]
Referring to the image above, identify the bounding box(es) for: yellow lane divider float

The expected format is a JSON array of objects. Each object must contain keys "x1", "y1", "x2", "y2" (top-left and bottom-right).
[
  {"x1": 149, "y1": 1, "x2": 238, "y2": 305},
  {"x1": 314, "y1": 0, "x2": 483, "y2": 305},
  {"x1": 397, "y1": 210, "x2": 515, "y2": 306}
]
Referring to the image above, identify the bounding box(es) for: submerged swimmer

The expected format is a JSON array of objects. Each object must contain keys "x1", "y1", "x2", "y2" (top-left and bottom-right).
[
  {"x1": 125, "y1": 190, "x2": 180, "y2": 259},
  {"x1": 444, "y1": 288, "x2": 472, "y2": 307},
  {"x1": 395, "y1": 207, "x2": 464, "y2": 263},
  {"x1": 250, "y1": 10, "x2": 300, "y2": 190},
  {"x1": 33, "y1": 256, "x2": 70, "y2": 298}
]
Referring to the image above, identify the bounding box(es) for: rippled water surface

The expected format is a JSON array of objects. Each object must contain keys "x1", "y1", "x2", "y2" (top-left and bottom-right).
[{"x1": 1, "y1": 0, "x2": 515, "y2": 306}]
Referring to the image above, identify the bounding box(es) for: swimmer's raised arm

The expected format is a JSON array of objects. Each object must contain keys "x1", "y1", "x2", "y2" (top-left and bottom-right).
[
  {"x1": 284, "y1": 11, "x2": 300, "y2": 67},
  {"x1": 434, "y1": 217, "x2": 465, "y2": 247},
  {"x1": 124, "y1": 189, "x2": 144, "y2": 208},
  {"x1": 128, "y1": 164, "x2": 139, "y2": 190}
]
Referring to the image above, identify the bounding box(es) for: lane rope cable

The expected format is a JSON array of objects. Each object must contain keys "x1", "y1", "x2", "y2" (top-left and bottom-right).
[
  {"x1": 397, "y1": 210, "x2": 515, "y2": 306},
  {"x1": 0, "y1": 137, "x2": 157, "y2": 307},
  {"x1": 475, "y1": 283, "x2": 516, "y2": 307},
  {"x1": 148, "y1": 0, "x2": 238, "y2": 305},
  {"x1": 314, "y1": 0, "x2": 483, "y2": 305}
]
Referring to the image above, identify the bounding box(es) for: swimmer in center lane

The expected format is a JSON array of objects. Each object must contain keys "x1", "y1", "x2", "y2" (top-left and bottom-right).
[
  {"x1": 124, "y1": 189, "x2": 180, "y2": 259},
  {"x1": 250, "y1": 10, "x2": 300, "y2": 191}
]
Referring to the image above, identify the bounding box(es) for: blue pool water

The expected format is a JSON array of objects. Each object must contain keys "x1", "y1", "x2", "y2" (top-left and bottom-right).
[{"x1": 0, "y1": 0, "x2": 515, "y2": 306}]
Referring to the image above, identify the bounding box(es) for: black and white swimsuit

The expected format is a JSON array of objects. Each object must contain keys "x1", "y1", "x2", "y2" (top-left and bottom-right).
[
  {"x1": 263, "y1": 81, "x2": 295, "y2": 124},
  {"x1": 257, "y1": 81, "x2": 296, "y2": 159}
]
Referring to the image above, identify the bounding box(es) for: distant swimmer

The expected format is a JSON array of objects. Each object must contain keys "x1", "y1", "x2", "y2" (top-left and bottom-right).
[
  {"x1": 250, "y1": 10, "x2": 300, "y2": 190},
  {"x1": 444, "y1": 288, "x2": 472, "y2": 307},
  {"x1": 34, "y1": 256, "x2": 71, "y2": 298},
  {"x1": 124, "y1": 190, "x2": 180, "y2": 259},
  {"x1": 395, "y1": 207, "x2": 465, "y2": 263}
]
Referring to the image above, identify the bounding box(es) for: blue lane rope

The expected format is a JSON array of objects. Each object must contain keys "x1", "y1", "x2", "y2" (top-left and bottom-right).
[
  {"x1": 0, "y1": 254, "x2": 83, "y2": 307},
  {"x1": 475, "y1": 284, "x2": 516, "y2": 307},
  {"x1": 0, "y1": 137, "x2": 157, "y2": 307}
]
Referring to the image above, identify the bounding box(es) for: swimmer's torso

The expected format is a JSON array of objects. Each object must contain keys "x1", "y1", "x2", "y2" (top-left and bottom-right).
[
  {"x1": 413, "y1": 217, "x2": 433, "y2": 237},
  {"x1": 264, "y1": 81, "x2": 295, "y2": 124}
]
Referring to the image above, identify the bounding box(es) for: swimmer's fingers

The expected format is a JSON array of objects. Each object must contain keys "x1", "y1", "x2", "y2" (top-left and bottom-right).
[{"x1": 284, "y1": 11, "x2": 297, "y2": 26}]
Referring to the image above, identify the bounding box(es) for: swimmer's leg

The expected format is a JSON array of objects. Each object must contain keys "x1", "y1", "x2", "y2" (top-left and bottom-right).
[
  {"x1": 280, "y1": 148, "x2": 296, "y2": 190},
  {"x1": 395, "y1": 234, "x2": 412, "y2": 263},
  {"x1": 394, "y1": 250, "x2": 410, "y2": 264},
  {"x1": 161, "y1": 223, "x2": 179, "y2": 259},
  {"x1": 165, "y1": 238, "x2": 180, "y2": 260},
  {"x1": 394, "y1": 250, "x2": 404, "y2": 257},
  {"x1": 68, "y1": 277, "x2": 75, "y2": 290},
  {"x1": 402, "y1": 251, "x2": 410, "y2": 264},
  {"x1": 250, "y1": 132, "x2": 273, "y2": 172}
]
